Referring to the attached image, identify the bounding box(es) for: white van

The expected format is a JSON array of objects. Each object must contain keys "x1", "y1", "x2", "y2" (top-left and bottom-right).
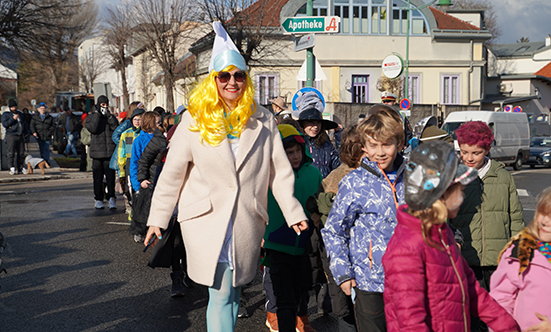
[{"x1": 442, "y1": 111, "x2": 530, "y2": 170}]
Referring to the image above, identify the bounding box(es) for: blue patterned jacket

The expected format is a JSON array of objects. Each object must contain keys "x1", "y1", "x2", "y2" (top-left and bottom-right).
[{"x1": 321, "y1": 155, "x2": 406, "y2": 293}]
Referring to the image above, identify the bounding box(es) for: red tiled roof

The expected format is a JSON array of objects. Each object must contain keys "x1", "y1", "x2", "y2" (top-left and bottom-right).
[
  {"x1": 535, "y1": 62, "x2": 551, "y2": 78},
  {"x1": 229, "y1": 0, "x2": 288, "y2": 27},
  {"x1": 429, "y1": 7, "x2": 480, "y2": 31}
]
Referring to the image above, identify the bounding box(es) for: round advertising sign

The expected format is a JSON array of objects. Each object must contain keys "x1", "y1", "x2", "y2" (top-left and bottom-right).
[{"x1": 382, "y1": 54, "x2": 404, "y2": 79}]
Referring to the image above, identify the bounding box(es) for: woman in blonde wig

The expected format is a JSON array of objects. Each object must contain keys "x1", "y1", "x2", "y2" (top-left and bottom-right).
[{"x1": 145, "y1": 22, "x2": 307, "y2": 331}]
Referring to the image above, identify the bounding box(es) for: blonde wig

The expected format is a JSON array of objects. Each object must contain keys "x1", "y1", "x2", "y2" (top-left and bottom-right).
[{"x1": 188, "y1": 65, "x2": 256, "y2": 146}]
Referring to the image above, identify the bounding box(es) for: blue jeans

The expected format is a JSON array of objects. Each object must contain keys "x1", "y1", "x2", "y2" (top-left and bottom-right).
[
  {"x1": 65, "y1": 132, "x2": 79, "y2": 157},
  {"x1": 37, "y1": 140, "x2": 51, "y2": 162},
  {"x1": 206, "y1": 263, "x2": 241, "y2": 332}
]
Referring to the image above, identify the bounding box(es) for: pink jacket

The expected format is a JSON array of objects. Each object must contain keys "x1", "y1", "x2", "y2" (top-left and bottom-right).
[
  {"x1": 383, "y1": 206, "x2": 520, "y2": 332},
  {"x1": 490, "y1": 245, "x2": 551, "y2": 331}
]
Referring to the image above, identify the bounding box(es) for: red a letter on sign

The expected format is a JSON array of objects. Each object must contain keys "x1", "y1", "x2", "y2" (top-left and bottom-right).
[{"x1": 326, "y1": 18, "x2": 338, "y2": 32}]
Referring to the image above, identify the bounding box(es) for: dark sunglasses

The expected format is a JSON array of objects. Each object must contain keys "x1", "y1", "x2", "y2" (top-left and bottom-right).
[{"x1": 217, "y1": 71, "x2": 246, "y2": 83}]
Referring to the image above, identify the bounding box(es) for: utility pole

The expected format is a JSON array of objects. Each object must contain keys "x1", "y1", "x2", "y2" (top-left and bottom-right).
[{"x1": 306, "y1": 0, "x2": 314, "y2": 87}]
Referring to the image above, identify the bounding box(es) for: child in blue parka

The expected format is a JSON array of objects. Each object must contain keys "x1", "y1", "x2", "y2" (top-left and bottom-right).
[{"x1": 321, "y1": 106, "x2": 406, "y2": 332}]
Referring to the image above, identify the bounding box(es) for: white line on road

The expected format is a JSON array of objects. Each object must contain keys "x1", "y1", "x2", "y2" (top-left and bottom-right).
[
  {"x1": 517, "y1": 189, "x2": 529, "y2": 197},
  {"x1": 106, "y1": 222, "x2": 131, "y2": 226}
]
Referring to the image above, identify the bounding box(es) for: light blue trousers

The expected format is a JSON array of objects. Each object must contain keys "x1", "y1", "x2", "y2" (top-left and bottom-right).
[{"x1": 206, "y1": 263, "x2": 241, "y2": 332}]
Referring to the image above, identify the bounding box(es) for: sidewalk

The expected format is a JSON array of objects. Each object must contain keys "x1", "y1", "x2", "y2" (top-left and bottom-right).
[{"x1": 0, "y1": 138, "x2": 93, "y2": 183}]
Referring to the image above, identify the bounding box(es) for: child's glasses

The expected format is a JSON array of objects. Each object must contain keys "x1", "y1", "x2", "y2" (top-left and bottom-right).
[{"x1": 217, "y1": 71, "x2": 247, "y2": 83}]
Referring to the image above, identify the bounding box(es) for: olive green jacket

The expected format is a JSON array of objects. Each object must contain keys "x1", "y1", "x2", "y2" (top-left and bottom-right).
[{"x1": 449, "y1": 160, "x2": 524, "y2": 267}]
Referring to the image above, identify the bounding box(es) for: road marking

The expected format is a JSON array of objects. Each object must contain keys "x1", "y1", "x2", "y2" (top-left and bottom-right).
[
  {"x1": 524, "y1": 208, "x2": 536, "y2": 211},
  {"x1": 106, "y1": 222, "x2": 131, "y2": 226},
  {"x1": 0, "y1": 191, "x2": 15, "y2": 194},
  {"x1": 517, "y1": 189, "x2": 529, "y2": 197}
]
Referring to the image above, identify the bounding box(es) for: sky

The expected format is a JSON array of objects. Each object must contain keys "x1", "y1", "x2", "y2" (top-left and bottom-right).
[{"x1": 94, "y1": 0, "x2": 551, "y2": 45}]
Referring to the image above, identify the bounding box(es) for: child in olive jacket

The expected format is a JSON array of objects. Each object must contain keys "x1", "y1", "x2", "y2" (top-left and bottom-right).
[{"x1": 263, "y1": 124, "x2": 323, "y2": 332}]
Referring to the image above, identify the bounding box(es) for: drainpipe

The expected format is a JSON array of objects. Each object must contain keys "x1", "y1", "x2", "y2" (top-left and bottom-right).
[{"x1": 468, "y1": 39, "x2": 473, "y2": 105}]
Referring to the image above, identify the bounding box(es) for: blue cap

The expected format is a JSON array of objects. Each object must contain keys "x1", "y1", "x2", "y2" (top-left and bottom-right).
[
  {"x1": 176, "y1": 105, "x2": 186, "y2": 115},
  {"x1": 39, "y1": 102, "x2": 47, "y2": 107}
]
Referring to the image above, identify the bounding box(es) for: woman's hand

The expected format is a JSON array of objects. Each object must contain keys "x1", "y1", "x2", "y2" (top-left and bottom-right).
[
  {"x1": 340, "y1": 279, "x2": 356, "y2": 296},
  {"x1": 144, "y1": 226, "x2": 162, "y2": 246},
  {"x1": 291, "y1": 220, "x2": 308, "y2": 235},
  {"x1": 527, "y1": 313, "x2": 551, "y2": 332},
  {"x1": 140, "y1": 180, "x2": 151, "y2": 189}
]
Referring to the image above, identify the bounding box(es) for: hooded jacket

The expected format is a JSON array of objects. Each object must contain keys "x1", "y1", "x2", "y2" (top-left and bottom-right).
[
  {"x1": 490, "y1": 229, "x2": 551, "y2": 331},
  {"x1": 263, "y1": 125, "x2": 323, "y2": 256},
  {"x1": 85, "y1": 107, "x2": 119, "y2": 159},
  {"x1": 449, "y1": 159, "x2": 524, "y2": 267},
  {"x1": 383, "y1": 206, "x2": 520, "y2": 332},
  {"x1": 321, "y1": 155, "x2": 406, "y2": 292}
]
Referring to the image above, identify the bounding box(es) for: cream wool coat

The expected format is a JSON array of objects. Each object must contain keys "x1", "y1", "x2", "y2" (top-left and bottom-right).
[{"x1": 147, "y1": 105, "x2": 307, "y2": 287}]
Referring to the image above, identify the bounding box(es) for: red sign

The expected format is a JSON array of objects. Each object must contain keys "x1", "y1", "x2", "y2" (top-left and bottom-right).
[{"x1": 400, "y1": 98, "x2": 411, "y2": 110}]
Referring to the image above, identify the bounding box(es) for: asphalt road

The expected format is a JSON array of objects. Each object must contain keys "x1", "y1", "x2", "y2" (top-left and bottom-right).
[
  {"x1": 0, "y1": 178, "x2": 338, "y2": 332},
  {"x1": 0, "y1": 165, "x2": 549, "y2": 332}
]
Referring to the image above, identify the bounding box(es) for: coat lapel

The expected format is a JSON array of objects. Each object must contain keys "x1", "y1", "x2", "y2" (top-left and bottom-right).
[
  {"x1": 211, "y1": 137, "x2": 237, "y2": 176},
  {"x1": 236, "y1": 107, "x2": 263, "y2": 172}
]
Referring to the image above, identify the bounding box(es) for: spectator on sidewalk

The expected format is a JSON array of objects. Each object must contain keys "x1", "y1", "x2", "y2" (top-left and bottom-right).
[
  {"x1": 85, "y1": 95, "x2": 119, "y2": 210},
  {"x1": 2, "y1": 99, "x2": 30, "y2": 175},
  {"x1": 30, "y1": 102, "x2": 55, "y2": 162},
  {"x1": 59, "y1": 108, "x2": 82, "y2": 158}
]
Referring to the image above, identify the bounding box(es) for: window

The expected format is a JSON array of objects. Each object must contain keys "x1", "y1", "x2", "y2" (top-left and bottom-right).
[
  {"x1": 352, "y1": 75, "x2": 369, "y2": 103},
  {"x1": 407, "y1": 75, "x2": 420, "y2": 104},
  {"x1": 442, "y1": 75, "x2": 459, "y2": 105},
  {"x1": 299, "y1": 80, "x2": 322, "y2": 91},
  {"x1": 257, "y1": 74, "x2": 277, "y2": 105},
  {"x1": 313, "y1": 0, "x2": 427, "y2": 35}
]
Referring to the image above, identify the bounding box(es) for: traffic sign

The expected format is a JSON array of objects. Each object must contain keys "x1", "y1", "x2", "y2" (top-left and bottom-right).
[
  {"x1": 282, "y1": 16, "x2": 340, "y2": 34},
  {"x1": 294, "y1": 34, "x2": 315, "y2": 52},
  {"x1": 31, "y1": 99, "x2": 36, "y2": 106},
  {"x1": 513, "y1": 106, "x2": 523, "y2": 113},
  {"x1": 400, "y1": 98, "x2": 411, "y2": 110},
  {"x1": 291, "y1": 87, "x2": 325, "y2": 112},
  {"x1": 504, "y1": 105, "x2": 512, "y2": 112}
]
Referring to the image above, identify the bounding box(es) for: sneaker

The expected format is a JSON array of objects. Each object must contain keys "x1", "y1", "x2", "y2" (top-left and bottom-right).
[
  {"x1": 95, "y1": 200, "x2": 104, "y2": 209},
  {"x1": 265, "y1": 311, "x2": 279, "y2": 332},
  {"x1": 21, "y1": 168, "x2": 28, "y2": 175},
  {"x1": 108, "y1": 197, "x2": 117, "y2": 210},
  {"x1": 171, "y1": 271, "x2": 185, "y2": 298},
  {"x1": 134, "y1": 234, "x2": 145, "y2": 243},
  {"x1": 296, "y1": 315, "x2": 316, "y2": 332},
  {"x1": 238, "y1": 296, "x2": 248, "y2": 318},
  {"x1": 9, "y1": 167, "x2": 16, "y2": 175}
]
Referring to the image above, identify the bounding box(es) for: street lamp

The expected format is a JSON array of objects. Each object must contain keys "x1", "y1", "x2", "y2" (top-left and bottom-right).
[{"x1": 403, "y1": 0, "x2": 452, "y2": 100}]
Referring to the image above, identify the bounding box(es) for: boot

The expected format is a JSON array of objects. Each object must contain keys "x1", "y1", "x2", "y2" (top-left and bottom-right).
[
  {"x1": 170, "y1": 271, "x2": 185, "y2": 297},
  {"x1": 296, "y1": 315, "x2": 316, "y2": 332},
  {"x1": 265, "y1": 311, "x2": 279, "y2": 332}
]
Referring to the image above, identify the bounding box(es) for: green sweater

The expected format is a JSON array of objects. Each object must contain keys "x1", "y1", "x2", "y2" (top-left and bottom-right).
[{"x1": 449, "y1": 160, "x2": 525, "y2": 266}]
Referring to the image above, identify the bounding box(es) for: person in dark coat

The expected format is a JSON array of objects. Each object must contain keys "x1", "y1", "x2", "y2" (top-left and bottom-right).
[
  {"x1": 2, "y1": 99, "x2": 30, "y2": 174},
  {"x1": 30, "y1": 102, "x2": 56, "y2": 162},
  {"x1": 137, "y1": 127, "x2": 166, "y2": 188},
  {"x1": 85, "y1": 95, "x2": 119, "y2": 210},
  {"x1": 59, "y1": 108, "x2": 82, "y2": 157}
]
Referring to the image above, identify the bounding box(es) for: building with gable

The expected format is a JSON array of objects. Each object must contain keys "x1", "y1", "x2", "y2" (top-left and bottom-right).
[{"x1": 191, "y1": 0, "x2": 491, "y2": 125}]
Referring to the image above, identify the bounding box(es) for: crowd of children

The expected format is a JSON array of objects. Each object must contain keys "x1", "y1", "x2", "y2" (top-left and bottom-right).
[{"x1": 91, "y1": 22, "x2": 551, "y2": 332}]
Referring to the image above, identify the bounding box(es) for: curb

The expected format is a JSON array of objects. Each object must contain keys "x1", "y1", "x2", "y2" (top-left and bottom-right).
[{"x1": 0, "y1": 174, "x2": 93, "y2": 183}]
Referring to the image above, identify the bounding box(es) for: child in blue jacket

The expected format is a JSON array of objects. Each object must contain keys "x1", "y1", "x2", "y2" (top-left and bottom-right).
[{"x1": 321, "y1": 106, "x2": 406, "y2": 332}]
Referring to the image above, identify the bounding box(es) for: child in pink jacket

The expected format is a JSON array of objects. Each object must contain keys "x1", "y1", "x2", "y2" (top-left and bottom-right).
[
  {"x1": 383, "y1": 141, "x2": 520, "y2": 332},
  {"x1": 490, "y1": 187, "x2": 551, "y2": 332}
]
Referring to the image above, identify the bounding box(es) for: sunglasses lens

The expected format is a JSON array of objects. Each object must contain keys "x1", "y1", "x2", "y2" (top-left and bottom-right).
[
  {"x1": 217, "y1": 72, "x2": 231, "y2": 83},
  {"x1": 234, "y1": 71, "x2": 246, "y2": 82}
]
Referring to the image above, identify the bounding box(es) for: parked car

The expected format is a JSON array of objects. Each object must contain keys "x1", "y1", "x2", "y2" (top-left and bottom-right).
[
  {"x1": 442, "y1": 111, "x2": 530, "y2": 170},
  {"x1": 525, "y1": 136, "x2": 551, "y2": 168}
]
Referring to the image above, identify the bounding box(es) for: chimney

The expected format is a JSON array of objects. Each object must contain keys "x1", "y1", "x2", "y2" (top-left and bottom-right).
[{"x1": 546, "y1": 35, "x2": 551, "y2": 47}]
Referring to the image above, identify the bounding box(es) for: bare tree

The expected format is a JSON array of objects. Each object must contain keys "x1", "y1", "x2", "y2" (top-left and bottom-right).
[
  {"x1": 448, "y1": 0, "x2": 501, "y2": 44},
  {"x1": 132, "y1": 0, "x2": 199, "y2": 113},
  {"x1": 103, "y1": 3, "x2": 133, "y2": 112},
  {"x1": 377, "y1": 76, "x2": 404, "y2": 101},
  {"x1": 79, "y1": 51, "x2": 107, "y2": 93},
  {"x1": 137, "y1": 51, "x2": 155, "y2": 106},
  {"x1": 200, "y1": 0, "x2": 288, "y2": 65}
]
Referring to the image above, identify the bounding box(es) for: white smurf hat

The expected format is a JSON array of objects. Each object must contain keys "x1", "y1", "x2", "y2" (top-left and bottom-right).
[{"x1": 208, "y1": 21, "x2": 247, "y2": 73}]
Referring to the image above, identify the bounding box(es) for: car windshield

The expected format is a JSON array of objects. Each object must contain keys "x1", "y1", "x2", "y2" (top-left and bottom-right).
[
  {"x1": 441, "y1": 122, "x2": 463, "y2": 139},
  {"x1": 530, "y1": 137, "x2": 551, "y2": 147}
]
